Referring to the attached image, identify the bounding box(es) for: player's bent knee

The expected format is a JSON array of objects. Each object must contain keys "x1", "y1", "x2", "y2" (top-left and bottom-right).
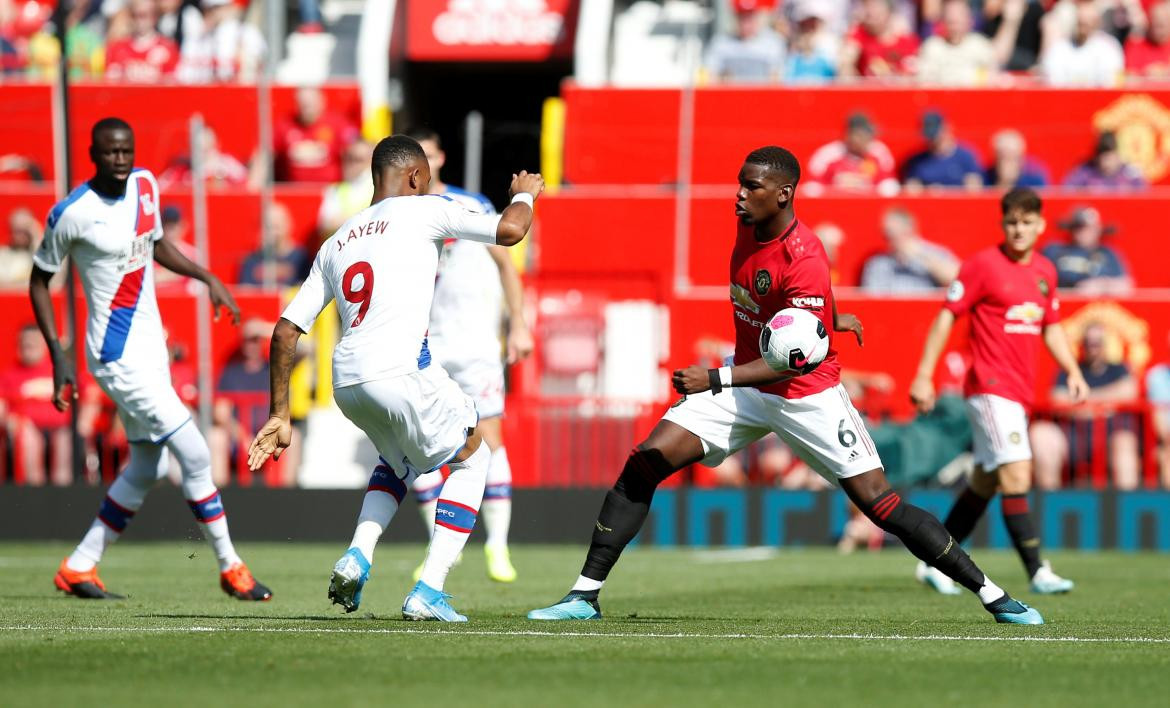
[
  {"x1": 123, "y1": 442, "x2": 166, "y2": 486},
  {"x1": 997, "y1": 461, "x2": 1032, "y2": 495},
  {"x1": 615, "y1": 446, "x2": 678, "y2": 504}
]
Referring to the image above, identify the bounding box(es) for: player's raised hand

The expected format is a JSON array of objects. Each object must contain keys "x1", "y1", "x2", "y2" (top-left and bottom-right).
[
  {"x1": 49, "y1": 348, "x2": 78, "y2": 412},
  {"x1": 208, "y1": 277, "x2": 242, "y2": 325},
  {"x1": 1066, "y1": 370, "x2": 1090, "y2": 404},
  {"x1": 247, "y1": 415, "x2": 292, "y2": 471},
  {"x1": 835, "y1": 312, "x2": 864, "y2": 347},
  {"x1": 509, "y1": 170, "x2": 545, "y2": 200},
  {"x1": 672, "y1": 365, "x2": 711, "y2": 395},
  {"x1": 507, "y1": 322, "x2": 535, "y2": 364},
  {"x1": 909, "y1": 376, "x2": 936, "y2": 414}
]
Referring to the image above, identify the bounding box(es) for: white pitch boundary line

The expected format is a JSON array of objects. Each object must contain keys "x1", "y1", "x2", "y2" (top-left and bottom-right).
[{"x1": 1, "y1": 625, "x2": 1168, "y2": 644}]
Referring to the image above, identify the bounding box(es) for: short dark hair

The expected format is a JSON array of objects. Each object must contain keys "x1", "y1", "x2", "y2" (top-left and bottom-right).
[
  {"x1": 404, "y1": 127, "x2": 440, "y2": 148},
  {"x1": 745, "y1": 146, "x2": 801, "y2": 186},
  {"x1": 1001, "y1": 187, "x2": 1042, "y2": 215},
  {"x1": 91, "y1": 117, "x2": 132, "y2": 143},
  {"x1": 371, "y1": 135, "x2": 427, "y2": 172}
]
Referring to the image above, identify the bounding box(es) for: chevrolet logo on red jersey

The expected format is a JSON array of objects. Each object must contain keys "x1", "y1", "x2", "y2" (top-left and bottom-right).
[
  {"x1": 730, "y1": 283, "x2": 760, "y2": 314},
  {"x1": 1004, "y1": 302, "x2": 1045, "y2": 334}
]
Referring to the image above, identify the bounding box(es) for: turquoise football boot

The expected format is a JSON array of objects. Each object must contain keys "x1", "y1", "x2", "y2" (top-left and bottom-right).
[
  {"x1": 402, "y1": 580, "x2": 467, "y2": 622},
  {"x1": 328, "y1": 548, "x2": 370, "y2": 613},
  {"x1": 985, "y1": 595, "x2": 1044, "y2": 625},
  {"x1": 527, "y1": 592, "x2": 603, "y2": 621}
]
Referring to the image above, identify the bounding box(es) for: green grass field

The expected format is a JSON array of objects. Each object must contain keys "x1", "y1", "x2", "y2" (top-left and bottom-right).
[{"x1": 1, "y1": 542, "x2": 1168, "y2": 706}]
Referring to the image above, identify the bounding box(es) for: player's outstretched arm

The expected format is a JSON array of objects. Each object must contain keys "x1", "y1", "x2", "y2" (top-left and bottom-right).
[
  {"x1": 153, "y1": 238, "x2": 241, "y2": 325},
  {"x1": 672, "y1": 358, "x2": 793, "y2": 395},
  {"x1": 488, "y1": 246, "x2": 533, "y2": 363},
  {"x1": 247, "y1": 318, "x2": 301, "y2": 471},
  {"x1": 28, "y1": 265, "x2": 77, "y2": 411},
  {"x1": 909, "y1": 309, "x2": 956, "y2": 413},
  {"x1": 495, "y1": 171, "x2": 545, "y2": 246},
  {"x1": 1043, "y1": 323, "x2": 1089, "y2": 404}
]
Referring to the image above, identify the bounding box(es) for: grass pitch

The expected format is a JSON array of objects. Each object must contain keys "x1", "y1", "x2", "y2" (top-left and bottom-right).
[{"x1": 1, "y1": 542, "x2": 1168, "y2": 706}]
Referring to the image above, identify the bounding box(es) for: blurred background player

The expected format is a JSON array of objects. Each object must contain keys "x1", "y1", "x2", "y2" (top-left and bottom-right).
[
  {"x1": 528, "y1": 147, "x2": 1043, "y2": 625},
  {"x1": 910, "y1": 187, "x2": 1087, "y2": 596},
  {"x1": 405, "y1": 128, "x2": 534, "y2": 584},
  {"x1": 30, "y1": 117, "x2": 270, "y2": 601},
  {"x1": 249, "y1": 135, "x2": 543, "y2": 621}
]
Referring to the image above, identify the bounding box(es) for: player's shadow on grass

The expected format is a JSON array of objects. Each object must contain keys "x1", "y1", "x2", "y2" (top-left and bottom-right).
[{"x1": 137, "y1": 613, "x2": 350, "y2": 622}]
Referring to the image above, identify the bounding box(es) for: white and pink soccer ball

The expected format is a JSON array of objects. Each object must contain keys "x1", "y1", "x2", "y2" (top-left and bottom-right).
[{"x1": 759, "y1": 308, "x2": 829, "y2": 374}]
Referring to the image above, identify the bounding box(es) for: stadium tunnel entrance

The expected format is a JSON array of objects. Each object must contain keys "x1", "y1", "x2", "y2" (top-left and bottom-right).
[{"x1": 398, "y1": 61, "x2": 570, "y2": 210}]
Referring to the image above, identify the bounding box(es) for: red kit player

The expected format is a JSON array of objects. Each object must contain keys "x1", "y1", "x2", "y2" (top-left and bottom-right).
[
  {"x1": 528, "y1": 147, "x2": 1043, "y2": 625},
  {"x1": 910, "y1": 187, "x2": 1088, "y2": 596}
]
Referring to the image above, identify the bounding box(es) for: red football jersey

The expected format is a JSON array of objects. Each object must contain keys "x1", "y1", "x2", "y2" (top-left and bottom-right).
[
  {"x1": 105, "y1": 36, "x2": 179, "y2": 82},
  {"x1": 730, "y1": 219, "x2": 840, "y2": 398},
  {"x1": 943, "y1": 246, "x2": 1060, "y2": 408}
]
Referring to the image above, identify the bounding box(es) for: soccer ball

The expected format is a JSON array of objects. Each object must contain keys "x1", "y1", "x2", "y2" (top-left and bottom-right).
[{"x1": 759, "y1": 308, "x2": 829, "y2": 374}]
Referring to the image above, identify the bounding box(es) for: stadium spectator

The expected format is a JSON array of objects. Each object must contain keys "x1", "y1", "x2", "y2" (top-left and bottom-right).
[
  {"x1": 178, "y1": 0, "x2": 266, "y2": 83},
  {"x1": 317, "y1": 138, "x2": 374, "y2": 240},
  {"x1": 1041, "y1": 0, "x2": 1125, "y2": 85},
  {"x1": 1063, "y1": 131, "x2": 1147, "y2": 190},
  {"x1": 212, "y1": 318, "x2": 278, "y2": 485},
  {"x1": 0, "y1": 153, "x2": 44, "y2": 182},
  {"x1": 984, "y1": 129, "x2": 1049, "y2": 189},
  {"x1": 784, "y1": 0, "x2": 837, "y2": 83},
  {"x1": 918, "y1": 0, "x2": 997, "y2": 85},
  {"x1": 1041, "y1": 206, "x2": 1133, "y2": 294},
  {"x1": 902, "y1": 110, "x2": 983, "y2": 190},
  {"x1": 983, "y1": 0, "x2": 1046, "y2": 71},
  {"x1": 158, "y1": 126, "x2": 254, "y2": 190},
  {"x1": 1031, "y1": 322, "x2": 1141, "y2": 490},
  {"x1": 105, "y1": 0, "x2": 180, "y2": 82},
  {"x1": 158, "y1": 0, "x2": 204, "y2": 50},
  {"x1": 703, "y1": 0, "x2": 785, "y2": 83},
  {"x1": 0, "y1": 324, "x2": 71, "y2": 485},
  {"x1": 1126, "y1": 0, "x2": 1170, "y2": 78},
  {"x1": 274, "y1": 86, "x2": 357, "y2": 183},
  {"x1": 23, "y1": 0, "x2": 104, "y2": 80},
  {"x1": 0, "y1": 207, "x2": 37, "y2": 286},
  {"x1": 238, "y1": 202, "x2": 308, "y2": 286},
  {"x1": 296, "y1": 0, "x2": 324, "y2": 34},
  {"x1": 840, "y1": 0, "x2": 919, "y2": 78},
  {"x1": 860, "y1": 207, "x2": 959, "y2": 292},
  {"x1": 814, "y1": 222, "x2": 845, "y2": 284},
  {"x1": 805, "y1": 113, "x2": 899, "y2": 195},
  {"x1": 1146, "y1": 330, "x2": 1170, "y2": 487}
]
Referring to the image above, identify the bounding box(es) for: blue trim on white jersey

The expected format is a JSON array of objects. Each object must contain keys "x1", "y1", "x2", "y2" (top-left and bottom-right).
[
  {"x1": 47, "y1": 183, "x2": 91, "y2": 229},
  {"x1": 443, "y1": 185, "x2": 494, "y2": 213},
  {"x1": 417, "y1": 337, "x2": 431, "y2": 370}
]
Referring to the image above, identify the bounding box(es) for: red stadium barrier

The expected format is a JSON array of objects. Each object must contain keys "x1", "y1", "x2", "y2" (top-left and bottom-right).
[{"x1": 561, "y1": 84, "x2": 1170, "y2": 187}]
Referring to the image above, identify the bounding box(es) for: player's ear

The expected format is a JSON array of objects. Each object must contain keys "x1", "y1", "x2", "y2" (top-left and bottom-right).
[
  {"x1": 1036, "y1": 215, "x2": 1046, "y2": 236},
  {"x1": 777, "y1": 183, "x2": 795, "y2": 207}
]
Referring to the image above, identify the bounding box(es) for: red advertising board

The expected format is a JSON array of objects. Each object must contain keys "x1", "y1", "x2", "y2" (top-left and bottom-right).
[{"x1": 406, "y1": 0, "x2": 578, "y2": 62}]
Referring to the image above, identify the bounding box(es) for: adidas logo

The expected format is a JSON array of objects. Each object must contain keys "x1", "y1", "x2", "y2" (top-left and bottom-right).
[{"x1": 847, "y1": 449, "x2": 860, "y2": 461}]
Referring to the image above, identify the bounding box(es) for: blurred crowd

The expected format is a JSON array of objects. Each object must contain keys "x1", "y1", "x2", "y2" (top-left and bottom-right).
[
  {"x1": 704, "y1": 0, "x2": 1170, "y2": 86},
  {"x1": 0, "y1": 0, "x2": 322, "y2": 82}
]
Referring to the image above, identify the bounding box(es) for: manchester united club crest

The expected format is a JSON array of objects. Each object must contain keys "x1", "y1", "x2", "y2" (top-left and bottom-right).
[
  {"x1": 1093, "y1": 94, "x2": 1170, "y2": 182},
  {"x1": 1038, "y1": 278, "x2": 1049, "y2": 297},
  {"x1": 754, "y1": 269, "x2": 772, "y2": 297}
]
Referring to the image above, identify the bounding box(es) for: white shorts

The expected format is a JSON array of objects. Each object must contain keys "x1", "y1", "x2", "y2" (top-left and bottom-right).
[
  {"x1": 439, "y1": 355, "x2": 505, "y2": 419},
  {"x1": 965, "y1": 394, "x2": 1032, "y2": 470},
  {"x1": 333, "y1": 364, "x2": 479, "y2": 479},
  {"x1": 92, "y1": 360, "x2": 191, "y2": 445},
  {"x1": 662, "y1": 383, "x2": 882, "y2": 483}
]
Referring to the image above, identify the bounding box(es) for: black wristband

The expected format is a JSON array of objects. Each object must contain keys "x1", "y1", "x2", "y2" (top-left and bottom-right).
[{"x1": 708, "y1": 368, "x2": 722, "y2": 395}]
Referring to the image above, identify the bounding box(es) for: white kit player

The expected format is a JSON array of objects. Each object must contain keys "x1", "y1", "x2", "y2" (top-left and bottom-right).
[
  {"x1": 408, "y1": 128, "x2": 533, "y2": 583},
  {"x1": 30, "y1": 118, "x2": 271, "y2": 601},
  {"x1": 248, "y1": 135, "x2": 543, "y2": 621}
]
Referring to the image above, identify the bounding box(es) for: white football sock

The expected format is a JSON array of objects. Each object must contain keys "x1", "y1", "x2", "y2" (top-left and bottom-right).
[
  {"x1": 67, "y1": 443, "x2": 165, "y2": 572},
  {"x1": 419, "y1": 442, "x2": 489, "y2": 591},
  {"x1": 348, "y1": 463, "x2": 409, "y2": 561},
  {"x1": 412, "y1": 473, "x2": 444, "y2": 539},
  {"x1": 571, "y1": 576, "x2": 604, "y2": 593},
  {"x1": 977, "y1": 576, "x2": 1006, "y2": 604},
  {"x1": 168, "y1": 422, "x2": 240, "y2": 572},
  {"x1": 482, "y1": 446, "x2": 513, "y2": 550}
]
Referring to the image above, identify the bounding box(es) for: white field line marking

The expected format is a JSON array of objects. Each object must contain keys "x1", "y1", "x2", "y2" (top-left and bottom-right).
[
  {"x1": 691, "y1": 547, "x2": 781, "y2": 564},
  {"x1": 1, "y1": 625, "x2": 1168, "y2": 644}
]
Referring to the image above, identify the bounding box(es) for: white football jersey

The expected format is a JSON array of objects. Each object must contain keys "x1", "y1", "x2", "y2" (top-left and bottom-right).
[
  {"x1": 33, "y1": 169, "x2": 169, "y2": 372},
  {"x1": 282, "y1": 193, "x2": 501, "y2": 388},
  {"x1": 429, "y1": 186, "x2": 505, "y2": 365}
]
